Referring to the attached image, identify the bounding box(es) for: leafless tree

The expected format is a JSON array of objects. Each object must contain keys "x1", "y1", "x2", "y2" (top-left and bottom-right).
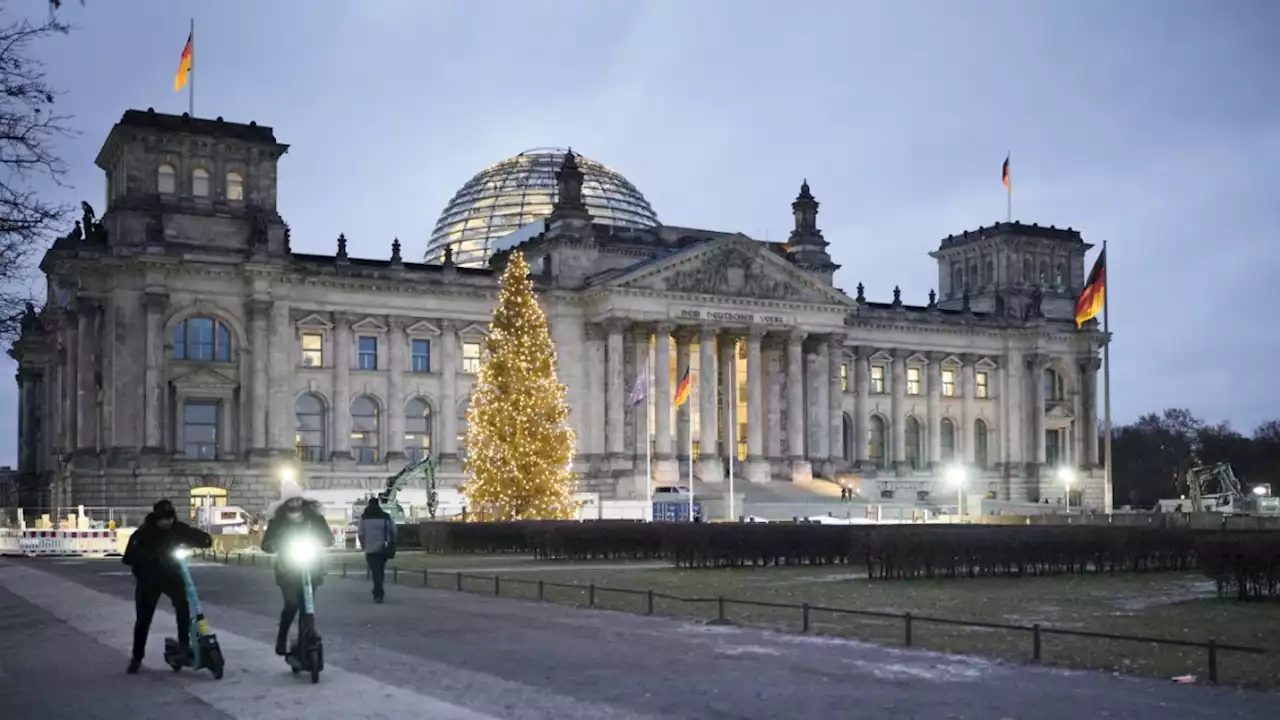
[{"x1": 0, "y1": 6, "x2": 75, "y2": 342}]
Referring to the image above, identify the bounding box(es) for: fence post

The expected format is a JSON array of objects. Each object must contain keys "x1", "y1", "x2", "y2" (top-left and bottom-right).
[
  {"x1": 1207, "y1": 639, "x2": 1218, "y2": 684},
  {"x1": 903, "y1": 613, "x2": 913, "y2": 647},
  {"x1": 646, "y1": 590, "x2": 654, "y2": 615},
  {"x1": 802, "y1": 603, "x2": 810, "y2": 633},
  {"x1": 250, "y1": 554, "x2": 256, "y2": 566},
  {"x1": 422, "y1": 569, "x2": 429, "y2": 587},
  {"x1": 711, "y1": 596, "x2": 728, "y2": 625},
  {"x1": 589, "y1": 584, "x2": 596, "y2": 608},
  {"x1": 456, "y1": 571, "x2": 463, "y2": 591},
  {"x1": 493, "y1": 575, "x2": 500, "y2": 597},
  {"x1": 1032, "y1": 624, "x2": 1042, "y2": 662},
  {"x1": 393, "y1": 566, "x2": 399, "y2": 585},
  {"x1": 237, "y1": 553, "x2": 242, "y2": 566},
  {"x1": 341, "y1": 561, "x2": 347, "y2": 578}
]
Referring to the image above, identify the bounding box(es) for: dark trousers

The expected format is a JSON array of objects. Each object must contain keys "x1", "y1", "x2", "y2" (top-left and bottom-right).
[
  {"x1": 277, "y1": 583, "x2": 309, "y2": 645},
  {"x1": 366, "y1": 552, "x2": 387, "y2": 599},
  {"x1": 133, "y1": 580, "x2": 189, "y2": 660}
]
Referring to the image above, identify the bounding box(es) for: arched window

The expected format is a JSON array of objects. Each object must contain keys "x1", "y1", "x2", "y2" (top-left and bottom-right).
[
  {"x1": 868, "y1": 416, "x2": 887, "y2": 469},
  {"x1": 172, "y1": 317, "x2": 232, "y2": 362},
  {"x1": 405, "y1": 398, "x2": 433, "y2": 463},
  {"x1": 226, "y1": 172, "x2": 244, "y2": 202},
  {"x1": 295, "y1": 393, "x2": 327, "y2": 463},
  {"x1": 905, "y1": 416, "x2": 922, "y2": 469},
  {"x1": 351, "y1": 396, "x2": 380, "y2": 464},
  {"x1": 1038, "y1": 261, "x2": 1050, "y2": 285},
  {"x1": 940, "y1": 418, "x2": 956, "y2": 463},
  {"x1": 950, "y1": 264, "x2": 963, "y2": 298},
  {"x1": 975, "y1": 420, "x2": 989, "y2": 469},
  {"x1": 1022, "y1": 258, "x2": 1032, "y2": 284},
  {"x1": 157, "y1": 164, "x2": 176, "y2": 194},
  {"x1": 967, "y1": 262, "x2": 978, "y2": 290},
  {"x1": 983, "y1": 259, "x2": 994, "y2": 287},
  {"x1": 192, "y1": 168, "x2": 211, "y2": 197},
  {"x1": 1043, "y1": 368, "x2": 1064, "y2": 402},
  {"x1": 1054, "y1": 263, "x2": 1065, "y2": 287}
]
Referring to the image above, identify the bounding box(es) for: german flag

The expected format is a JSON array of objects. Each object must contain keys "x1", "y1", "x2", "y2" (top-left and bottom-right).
[
  {"x1": 174, "y1": 32, "x2": 193, "y2": 92},
  {"x1": 1001, "y1": 154, "x2": 1011, "y2": 189},
  {"x1": 673, "y1": 368, "x2": 691, "y2": 407},
  {"x1": 1074, "y1": 248, "x2": 1106, "y2": 328}
]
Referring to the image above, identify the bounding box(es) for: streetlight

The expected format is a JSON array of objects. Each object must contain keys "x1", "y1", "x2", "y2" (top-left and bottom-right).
[
  {"x1": 277, "y1": 463, "x2": 301, "y2": 502},
  {"x1": 945, "y1": 464, "x2": 967, "y2": 521},
  {"x1": 1253, "y1": 485, "x2": 1269, "y2": 497},
  {"x1": 1057, "y1": 466, "x2": 1076, "y2": 513}
]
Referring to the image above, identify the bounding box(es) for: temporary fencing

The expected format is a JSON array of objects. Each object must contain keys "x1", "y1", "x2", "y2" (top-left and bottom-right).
[{"x1": 0, "y1": 528, "x2": 121, "y2": 557}]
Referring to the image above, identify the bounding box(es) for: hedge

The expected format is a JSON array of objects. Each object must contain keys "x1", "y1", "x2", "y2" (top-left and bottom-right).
[{"x1": 1196, "y1": 531, "x2": 1280, "y2": 601}]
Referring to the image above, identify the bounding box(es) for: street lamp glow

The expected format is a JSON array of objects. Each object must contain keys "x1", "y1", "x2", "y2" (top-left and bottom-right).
[
  {"x1": 945, "y1": 464, "x2": 967, "y2": 488},
  {"x1": 1253, "y1": 485, "x2": 1267, "y2": 497},
  {"x1": 1058, "y1": 467, "x2": 1076, "y2": 512},
  {"x1": 278, "y1": 465, "x2": 296, "y2": 485}
]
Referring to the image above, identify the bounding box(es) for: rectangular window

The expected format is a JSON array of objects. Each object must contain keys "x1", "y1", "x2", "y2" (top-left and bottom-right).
[
  {"x1": 462, "y1": 340, "x2": 481, "y2": 374},
  {"x1": 840, "y1": 363, "x2": 848, "y2": 392},
  {"x1": 942, "y1": 369, "x2": 956, "y2": 398},
  {"x1": 870, "y1": 365, "x2": 886, "y2": 394},
  {"x1": 357, "y1": 336, "x2": 378, "y2": 370},
  {"x1": 182, "y1": 401, "x2": 219, "y2": 459},
  {"x1": 976, "y1": 371, "x2": 990, "y2": 399},
  {"x1": 906, "y1": 367, "x2": 922, "y2": 396},
  {"x1": 411, "y1": 339, "x2": 431, "y2": 373},
  {"x1": 301, "y1": 333, "x2": 323, "y2": 367}
]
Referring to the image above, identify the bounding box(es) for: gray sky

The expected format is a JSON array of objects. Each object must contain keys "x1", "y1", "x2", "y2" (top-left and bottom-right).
[{"x1": 3, "y1": 0, "x2": 1278, "y2": 465}]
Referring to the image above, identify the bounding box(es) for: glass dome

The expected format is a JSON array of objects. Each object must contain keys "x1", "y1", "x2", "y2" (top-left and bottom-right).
[{"x1": 425, "y1": 147, "x2": 660, "y2": 267}]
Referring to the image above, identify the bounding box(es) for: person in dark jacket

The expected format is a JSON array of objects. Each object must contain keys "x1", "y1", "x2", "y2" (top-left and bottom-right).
[
  {"x1": 121, "y1": 498, "x2": 213, "y2": 674},
  {"x1": 261, "y1": 490, "x2": 333, "y2": 655},
  {"x1": 357, "y1": 498, "x2": 398, "y2": 603}
]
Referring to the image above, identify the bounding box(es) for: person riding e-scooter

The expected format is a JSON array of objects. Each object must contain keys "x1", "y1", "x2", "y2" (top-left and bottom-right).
[
  {"x1": 122, "y1": 498, "x2": 213, "y2": 674},
  {"x1": 262, "y1": 486, "x2": 333, "y2": 656}
]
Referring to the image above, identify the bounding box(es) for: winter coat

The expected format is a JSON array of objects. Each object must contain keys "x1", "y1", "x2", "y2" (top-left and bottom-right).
[
  {"x1": 262, "y1": 500, "x2": 333, "y2": 589},
  {"x1": 122, "y1": 513, "x2": 213, "y2": 585},
  {"x1": 357, "y1": 505, "x2": 397, "y2": 555}
]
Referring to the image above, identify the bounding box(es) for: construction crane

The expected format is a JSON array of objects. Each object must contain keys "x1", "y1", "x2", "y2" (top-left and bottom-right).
[
  {"x1": 1184, "y1": 462, "x2": 1278, "y2": 515},
  {"x1": 349, "y1": 455, "x2": 437, "y2": 524}
]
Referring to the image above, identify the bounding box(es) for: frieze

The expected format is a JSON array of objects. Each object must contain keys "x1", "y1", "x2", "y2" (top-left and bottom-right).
[
  {"x1": 670, "y1": 307, "x2": 795, "y2": 326},
  {"x1": 663, "y1": 247, "x2": 809, "y2": 302}
]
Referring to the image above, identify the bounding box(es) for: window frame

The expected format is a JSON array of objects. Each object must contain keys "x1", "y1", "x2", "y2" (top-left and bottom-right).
[
  {"x1": 181, "y1": 399, "x2": 220, "y2": 460},
  {"x1": 869, "y1": 365, "x2": 886, "y2": 394},
  {"x1": 404, "y1": 397, "x2": 433, "y2": 463},
  {"x1": 941, "y1": 368, "x2": 957, "y2": 398},
  {"x1": 294, "y1": 393, "x2": 327, "y2": 463},
  {"x1": 301, "y1": 332, "x2": 324, "y2": 368},
  {"x1": 172, "y1": 317, "x2": 233, "y2": 363},
  {"x1": 906, "y1": 366, "x2": 922, "y2": 396},
  {"x1": 357, "y1": 335, "x2": 379, "y2": 371},
  {"x1": 157, "y1": 164, "x2": 177, "y2": 195},
  {"x1": 191, "y1": 167, "x2": 211, "y2": 198},
  {"x1": 410, "y1": 338, "x2": 431, "y2": 374},
  {"x1": 840, "y1": 363, "x2": 848, "y2": 392},
  {"x1": 225, "y1": 171, "x2": 245, "y2": 202},
  {"x1": 351, "y1": 395, "x2": 381, "y2": 464},
  {"x1": 975, "y1": 371, "x2": 990, "y2": 399},
  {"x1": 868, "y1": 415, "x2": 887, "y2": 469},
  {"x1": 461, "y1": 340, "x2": 482, "y2": 374}
]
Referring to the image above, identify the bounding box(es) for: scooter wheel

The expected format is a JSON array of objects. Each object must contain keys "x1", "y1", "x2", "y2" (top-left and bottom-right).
[
  {"x1": 207, "y1": 648, "x2": 224, "y2": 680},
  {"x1": 308, "y1": 650, "x2": 321, "y2": 684}
]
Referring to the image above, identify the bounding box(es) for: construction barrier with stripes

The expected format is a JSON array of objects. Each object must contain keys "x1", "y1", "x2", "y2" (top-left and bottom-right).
[{"x1": 0, "y1": 528, "x2": 124, "y2": 557}]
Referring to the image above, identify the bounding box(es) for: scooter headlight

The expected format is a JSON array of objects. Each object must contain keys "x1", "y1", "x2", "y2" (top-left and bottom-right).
[
  {"x1": 285, "y1": 539, "x2": 318, "y2": 565},
  {"x1": 173, "y1": 548, "x2": 191, "y2": 560}
]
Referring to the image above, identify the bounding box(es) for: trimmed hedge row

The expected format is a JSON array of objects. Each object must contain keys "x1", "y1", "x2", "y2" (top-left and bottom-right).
[{"x1": 1196, "y1": 532, "x2": 1280, "y2": 601}]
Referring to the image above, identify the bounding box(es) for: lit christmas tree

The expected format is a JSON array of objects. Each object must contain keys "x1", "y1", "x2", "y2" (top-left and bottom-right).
[{"x1": 462, "y1": 249, "x2": 578, "y2": 520}]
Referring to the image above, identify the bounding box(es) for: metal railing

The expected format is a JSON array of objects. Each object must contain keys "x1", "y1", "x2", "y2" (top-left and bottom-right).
[{"x1": 200, "y1": 550, "x2": 1272, "y2": 685}]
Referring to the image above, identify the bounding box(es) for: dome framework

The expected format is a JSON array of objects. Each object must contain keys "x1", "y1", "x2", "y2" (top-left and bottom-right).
[{"x1": 425, "y1": 147, "x2": 660, "y2": 267}]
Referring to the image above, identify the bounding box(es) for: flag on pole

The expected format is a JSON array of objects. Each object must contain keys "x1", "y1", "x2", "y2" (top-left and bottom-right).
[
  {"x1": 673, "y1": 368, "x2": 691, "y2": 407},
  {"x1": 1001, "y1": 154, "x2": 1011, "y2": 189},
  {"x1": 174, "y1": 31, "x2": 193, "y2": 92},
  {"x1": 627, "y1": 358, "x2": 649, "y2": 409},
  {"x1": 1074, "y1": 248, "x2": 1107, "y2": 328}
]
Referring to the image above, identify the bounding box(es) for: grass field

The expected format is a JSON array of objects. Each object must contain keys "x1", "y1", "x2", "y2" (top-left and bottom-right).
[{"x1": 220, "y1": 550, "x2": 1280, "y2": 687}]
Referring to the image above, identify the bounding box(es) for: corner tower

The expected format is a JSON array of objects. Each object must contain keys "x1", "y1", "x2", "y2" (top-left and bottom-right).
[{"x1": 784, "y1": 180, "x2": 839, "y2": 285}]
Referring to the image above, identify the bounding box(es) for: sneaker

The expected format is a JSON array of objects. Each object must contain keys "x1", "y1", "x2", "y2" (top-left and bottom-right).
[
  {"x1": 127, "y1": 658, "x2": 142, "y2": 674},
  {"x1": 374, "y1": 596, "x2": 384, "y2": 604},
  {"x1": 275, "y1": 638, "x2": 288, "y2": 656}
]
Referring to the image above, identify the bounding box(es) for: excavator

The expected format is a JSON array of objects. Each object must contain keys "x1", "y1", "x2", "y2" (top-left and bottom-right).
[
  {"x1": 349, "y1": 455, "x2": 437, "y2": 524},
  {"x1": 1184, "y1": 462, "x2": 1278, "y2": 515}
]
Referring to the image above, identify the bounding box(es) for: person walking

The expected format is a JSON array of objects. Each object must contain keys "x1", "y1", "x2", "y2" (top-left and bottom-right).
[{"x1": 357, "y1": 498, "x2": 397, "y2": 603}]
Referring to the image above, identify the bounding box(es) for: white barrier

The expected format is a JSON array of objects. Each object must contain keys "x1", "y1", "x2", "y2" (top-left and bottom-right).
[{"x1": 0, "y1": 529, "x2": 120, "y2": 557}]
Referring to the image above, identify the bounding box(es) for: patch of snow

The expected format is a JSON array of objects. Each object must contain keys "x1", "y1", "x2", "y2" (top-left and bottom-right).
[
  {"x1": 716, "y1": 645, "x2": 783, "y2": 657},
  {"x1": 1112, "y1": 582, "x2": 1216, "y2": 611}
]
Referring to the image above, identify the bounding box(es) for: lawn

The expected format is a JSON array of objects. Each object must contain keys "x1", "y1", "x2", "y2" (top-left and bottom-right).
[{"x1": 220, "y1": 550, "x2": 1280, "y2": 687}]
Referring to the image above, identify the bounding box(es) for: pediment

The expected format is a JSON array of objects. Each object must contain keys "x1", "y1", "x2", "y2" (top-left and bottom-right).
[
  {"x1": 351, "y1": 316, "x2": 388, "y2": 333},
  {"x1": 941, "y1": 355, "x2": 963, "y2": 368},
  {"x1": 295, "y1": 313, "x2": 333, "y2": 330},
  {"x1": 975, "y1": 357, "x2": 998, "y2": 371},
  {"x1": 404, "y1": 320, "x2": 441, "y2": 337},
  {"x1": 869, "y1": 349, "x2": 893, "y2": 363},
  {"x1": 458, "y1": 323, "x2": 489, "y2": 338},
  {"x1": 1046, "y1": 402, "x2": 1074, "y2": 420},
  {"x1": 172, "y1": 366, "x2": 239, "y2": 389},
  {"x1": 906, "y1": 353, "x2": 929, "y2": 365},
  {"x1": 608, "y1": 236, "x2": 853, "y2": 306}
]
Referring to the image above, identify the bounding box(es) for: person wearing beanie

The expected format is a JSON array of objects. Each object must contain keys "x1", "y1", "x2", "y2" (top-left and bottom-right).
[
  {"x1": 357, "y1": 498, "x2": 397, "y2": 603},
  {"x1": 121, "y1": 498, "x2": 213, "y2": 674},
  {"x1": 261, "y1": 488, "x2": 333, "y2": 656}
]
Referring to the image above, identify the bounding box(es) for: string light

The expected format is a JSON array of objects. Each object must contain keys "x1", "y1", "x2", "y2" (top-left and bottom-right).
[{"x1": 461, "y1": 250, "x2": 578, "y2": 520}]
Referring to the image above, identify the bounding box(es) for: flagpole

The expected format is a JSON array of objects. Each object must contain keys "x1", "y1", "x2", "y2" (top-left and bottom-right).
[
  {"x1": 188, "y1": 17, "x2": 195, "y2": 117},
  {"x1": 646, "y1": 342, "x2": 653, "y2": 520},
  {"x1": 728, "y1": 349, "x2": 736, "y2": 522},
  {"x1": 1101, "y1": 239, "x2": 1113, "y2": 513},
  {"x1": 689, "y1": 371, "x2": 695, "y2": 523},
  {"x1": 1005, "y1": 150, "x2": 1012, "y2": 223}
]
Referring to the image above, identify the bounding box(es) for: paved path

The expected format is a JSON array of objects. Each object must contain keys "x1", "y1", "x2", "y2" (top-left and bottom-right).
[{"x1": 0, "y1": 557, "x2": 1274, "y2": 719}]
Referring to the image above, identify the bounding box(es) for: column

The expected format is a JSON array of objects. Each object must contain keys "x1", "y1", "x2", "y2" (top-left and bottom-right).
[
  {"x1": 386, "y1": 318, "x2": 406, "y2": 461},
  {"x1": 266, "y1": 301, "x2": 293, "y2": 452},
  {"x1": 763, "y1": 337, "x2": 783, "y2": 461},
  {"x1": 927, "y1": 353, "x2": 943, "y2": 467},
  {"x1": 1083, "y1": 357, "x2": 1100, "y2": 466},
  {"x1": 826, "y1": 337, "x2": 844, "y2": 471},
  {"x1": 675, "y1": 328, "x2": 693, "y2": 461},
  {"x1": 962, "y1": 356, "x2": 977, "y2": 465},
  {"x1": 654, "y1": 324, "x2": 673, "y2": 458},
  {"x1": 142, "y1": 292, "x2": 167, "y2": 451},
  {"x1": 1031, "y1": 355, "x2": 1048, "y2": 464},
  {"x1": 440, "y1": 320, "x2": 459, "y2": 460},
  {"x1": 248, "y1": 300, "x2": 270, "y2": 453},
  {"x1": 745, "y1": 330, "x2": 764, "y2": 463},
  {"x1": 633, "y1": 325, "x2": 651, "y2": 463},
  {"x1": 785, "y1": 330, "x2": 810, "y2": 481},
  {"x1": 853, "y1": 347, "x2": 870, "y2": 466},
  {"x1": 812, "y1": 342, "x2": 830, "y2": 462},
  {"x1": 1072, "y1": 360, "x2": 1085, "y2": 468},
  {"x1": 891, "y1": 351, "x2": 907, "y2": 470},
  {"x1": 75, "y1": 297, "x2": 99, "y2": 452},
  {"x1": 719, "y1": 336, "x2": 736, "y2": 462},
  {"x1": 606, "y1": 320, "x2": 626, "y2": 459},
  {"x1": 329, "y1": 312, "x2": 352, "y2": 459},
  {"x1": 1004, "y1": 347, "x2": 1024, "y2": 471},
  {"x1": 697, "y1": 326, "x2": 719, "y2": 480}
]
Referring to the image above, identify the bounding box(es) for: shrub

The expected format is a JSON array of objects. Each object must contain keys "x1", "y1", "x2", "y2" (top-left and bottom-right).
[{"x1": 1196, "y1": 531, "x2": 1280, "y2": 601}]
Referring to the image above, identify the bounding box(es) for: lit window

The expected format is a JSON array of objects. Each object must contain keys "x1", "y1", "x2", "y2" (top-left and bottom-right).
[
  {"x1": 182, "y1": 401, "x2": 219, "y2": 459},
  {"x1": 172, "y1": 317, "x2": 232, "y2": 362},
  {"x1": 192, "y1": 168, "x2": 210, "y2": 197},
  {"x1": 942, "y1": 369, "x2": 956, "y2": 398},
  {"x1": 462, "y1": 341, "x2": 481, "y2": 374},
  {"x1": 357, "y1": 336, "x2": 378, "y2": 370},
  {"x1": 351, "y1": 396, "x2": 380, "y2": 464},
  {"x1": 870, "y1": 365, "x2": 886, "y2": 394},
  {"x1": 840, "y1": 363, "x2": 848, "y2": 392},
  {"x1": 226, "y1": 172, "x2": 244, "y2": 202},
  {"x1": 301, "y1": 333, "x2": 323, "y2": 367},
  {"x1": 157, "y1": 164, "x2": 176, "y2": 194},
  {"x1": 405, "y1": 398, "x2": 432, "y2": 463},
  {"x1": 976, "y1": 371, "x2": 990, "y2": 399},
  {"x1": 411, "y1": 339, "x2": 431, "y2": 373},
  {"x1": 906, "y1": 367, "x2": 922, "y2": 396}
]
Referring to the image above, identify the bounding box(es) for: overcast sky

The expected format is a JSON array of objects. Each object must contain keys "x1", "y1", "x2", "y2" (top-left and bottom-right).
[{"x1": 2, "y1": 0, "x2": 1277, "y2": 465}]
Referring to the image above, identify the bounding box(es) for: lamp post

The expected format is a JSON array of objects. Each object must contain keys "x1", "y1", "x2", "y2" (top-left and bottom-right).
[
  {"x1": 1058, "y1": 466, "x2": 1076, "y2": 513},
  {"x1": 945, "y1": 464, "x2": 967, "y2": 522}
]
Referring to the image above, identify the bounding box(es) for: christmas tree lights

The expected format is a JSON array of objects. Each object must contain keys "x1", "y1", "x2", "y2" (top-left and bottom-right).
[{"x1": 461, "y1": 250, "x2": 578, "y2": 520}]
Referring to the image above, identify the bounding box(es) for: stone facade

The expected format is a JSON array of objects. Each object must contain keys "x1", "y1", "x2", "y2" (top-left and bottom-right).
[{"x1": 8, "y1": 110, "x2": 1110, "y2": 515}]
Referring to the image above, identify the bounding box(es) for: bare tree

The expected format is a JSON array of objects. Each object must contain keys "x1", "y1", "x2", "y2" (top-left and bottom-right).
[{"x1": 0, "y1": 7, "x2": 74, "y2": 342}]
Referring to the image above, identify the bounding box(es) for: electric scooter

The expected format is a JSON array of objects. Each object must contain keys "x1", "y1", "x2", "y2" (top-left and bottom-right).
[
  {"x1": 163, "y1": 547, "x2": 226, "y2": 680},
  {"x1": 283, "y1": 538, "x2": 324, "y2": 684}
]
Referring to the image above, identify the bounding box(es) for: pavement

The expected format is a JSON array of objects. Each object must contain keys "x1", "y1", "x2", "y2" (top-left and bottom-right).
[{"x1": 0, "y1": 557, "x2": 1275, "y2": 720}]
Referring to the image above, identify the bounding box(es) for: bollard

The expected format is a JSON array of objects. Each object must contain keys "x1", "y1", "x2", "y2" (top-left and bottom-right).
[
  {"x1": 538, "y1": 579, "x2": 545, "y2": 602},
  {"x1": 393, "y1": 566, "x2": 399, "y2": 584},
  {"x1": 342, "y1": 562, "x2": 347, "y2": 578},
  {"x1": 456, "y1": 571, "x2": 463, "y2": 591},
  {"x1": 493, "y1": 576, "x2": 500, "y2": 596},
  {"x1": 1032, "y1": 624, "x2": 1042, "y2": 662},
  {"x1": 423, "y1": 569, "x2": 429, "y2": 587},
  {"x1": 903, "y1": 613, "x2": 913, "y2": 647},
  {"x1": 802, "y1": 603, "x2": 811, "y2": 633},
  {"x1": 588, "y1": 584, "x2": 596, "y2": 608},
  {"x1": 237, "y1": 553, "x2": 242, "y2": 566},
  {"x1": 646, "y1": 590, "x2": 654, "y2": 615},
  {"x1": 250, "y1": 554, "x2": 256, "y2": 566},
  {"x1": 716, "y1": 596, "x2": 727, "y2": 624},
  {"x1": 1207, "y1": 639, "x2": 1218, "y2": 684}
]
